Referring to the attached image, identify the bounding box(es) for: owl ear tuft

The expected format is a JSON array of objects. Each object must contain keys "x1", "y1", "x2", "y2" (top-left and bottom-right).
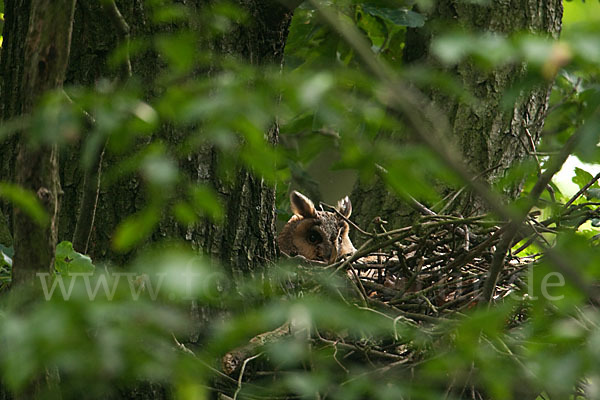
[
  {"x1": 291, "y1": 191, "x2": 317, "y2": 218},
  {"x1": 337, "y1": 196, "x2": 352, "y2": 218}
]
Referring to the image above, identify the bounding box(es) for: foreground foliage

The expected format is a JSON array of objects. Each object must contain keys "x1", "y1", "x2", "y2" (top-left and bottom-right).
[{"x1": 0, "y1": 0, "x2": 600, "y2": 399}]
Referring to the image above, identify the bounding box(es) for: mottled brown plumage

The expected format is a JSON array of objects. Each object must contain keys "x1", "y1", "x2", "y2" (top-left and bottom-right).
[{"x1": 278, "y1": 191, "x2": 356, "y2": 263}]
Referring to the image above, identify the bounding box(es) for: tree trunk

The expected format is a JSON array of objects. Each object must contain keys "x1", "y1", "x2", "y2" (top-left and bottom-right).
[
  {"x1": 0, "y1": 1, "x2": 292, "y2": 268},
  {"x1": 0, "y1": 0, "x2": 75, "y2": 285},
  {"x1": 0, "y1": 1, "x2": 75, "y2": 398},
  {"x1": 0, "y1": 0, "x2": 291, "y2": 396},
  {"x1": 351, "y1": 0, "x2": 563, "y2": 233},
  {"x1": 43, "y1": 0, "x2": 291, "y2": 269}
]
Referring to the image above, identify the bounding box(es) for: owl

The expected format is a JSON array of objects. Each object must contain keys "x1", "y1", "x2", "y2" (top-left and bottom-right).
[{"x1": 277, "y1": 191, "x2": 357, "y2": 263}]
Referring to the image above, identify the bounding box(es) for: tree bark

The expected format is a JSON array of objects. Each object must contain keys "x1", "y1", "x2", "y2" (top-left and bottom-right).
[
  {"x1": 0, "y1": 1, "x2": 292, "y2": 268},
  {"x1": 1, "y1": 0, "x2": 76, "y2": 285},
  {"x1": 45, "y1": 0, "x2": 292, "y2": 269},
  {"x1": 0, "y1": 0, "x2": 291, "y2": 397},
  {"x1": 0, "y1": 1, "x2": 75, "y2": 398},
  {"x1": 351, "y1": 0, "x2": 563, "y2": 233}
]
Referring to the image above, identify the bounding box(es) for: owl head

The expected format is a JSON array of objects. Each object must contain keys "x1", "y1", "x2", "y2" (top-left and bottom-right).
[{"x1": 277, "y1": 191, "x2": 357, "y2": 263}]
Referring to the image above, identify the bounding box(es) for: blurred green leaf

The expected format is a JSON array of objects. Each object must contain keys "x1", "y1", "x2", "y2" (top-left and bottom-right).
[
  {"x1": 0, "y1": 183, "x2": 48, "y2": 226},
  {"x1": 190, "y1": 185, "x2": 223, "y2": 222},
  {"x1": 151, "y1": 3, "x2": 190, "y2": 23},
  {"x1": 155, "y1": 33, "x2": 198, "y2": 75},
  {"x1": 112, "y1": 206, "x2": 161, "y2": 252},
  {"x1": 141, "y1": 153, "x2": 178, "y2": 188}
]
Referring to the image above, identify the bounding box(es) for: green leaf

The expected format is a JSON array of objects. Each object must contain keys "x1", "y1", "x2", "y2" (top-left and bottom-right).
[
  {"x1": 112, "y1": 207, "x2": 161, "y2": 252},
  {"x1": 360, "y1": 4, "x2": 425, "y2": 28},
  {"x1": 0, "y1": 246, "x2": 10, "y2": 286},
  {"x1": 0, "y1": 182, "x2": 48, "y2": 225},
  {"x1": 586, "y1": 188, "x2": 600, "y2": 199},
  {"x1": 356, "y1": 8, "x2": 387, "y2": 51},
  {"x1": 54, "y1": 241, "x2": 95, "y2": 275},
  {"x1": 141, "y1": 153, "x2": 178, "y2": 188},
  {"x1": 190, "y1": 185, "x2": 223, "y2": 222},
  {"x1": 151, "y1": 3, "x2": 189, "y2": 23},
  {"x1": 172, "y1": 201, "x2": 198, "y2": 225},
  {"x1": 572, "y1": 167, "x2": 594, "y2": 189},
  {"x1": 0, "y1": 243, "x2": 12, "y2": 257},
  {"x1": 431, "y1": 33, "x2": 472, "y2": 64},
  {"x1": 0, "y1": 246, "x2": 11, "y2": 268},
  {"x1": 155, "y1": 33, "x2": 198, "y2": 74},
  {"x1": 573, "y1": 100, "x2": 600, "y2": 163}
]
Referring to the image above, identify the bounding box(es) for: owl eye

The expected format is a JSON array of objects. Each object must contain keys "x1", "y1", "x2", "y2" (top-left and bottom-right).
[{"x1": 307, "y1": 230, "x2": 322, "y2": 244}]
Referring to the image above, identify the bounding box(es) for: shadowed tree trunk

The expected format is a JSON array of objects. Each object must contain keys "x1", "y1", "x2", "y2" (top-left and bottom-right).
[
  {"x1": 351, "y1": 0, "x2": 563, "y2": 233},
  {"x1": 0, "y1": 0, "x2": 293, "y2": 270},
  {"x1": 0, "y1": 0, "x2": 75, "y2": 286},
  {"x1": 0, "y1": 2, "x2": 76, "y2": 399},
  {"x1": 1, "y1": 0, "x2": 292, "y2": 398}
]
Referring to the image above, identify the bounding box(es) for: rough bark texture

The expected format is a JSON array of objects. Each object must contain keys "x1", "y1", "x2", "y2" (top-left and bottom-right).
[
  {"x1": 0, "y1": 0, "x2": 30, "y2": 236},
  {"x1": 0, "y1": 209, "x2": 11, "y2": 248},
  {"x1": 0, "y1": 1, "x2": 76, "y2": 398},
  {"x1": 0, "y1": 0, "x2": 291, "y2": 396},
  {"x1": 1, "y1": 0, "x2": 76, "y2": 286},
  {"x1": 50, "y1": 0, "x2": 292, "y2": 269},
  {"x1": 0, "y1": 1, "x2": 292, "y2": 268},
  {"x1": 351, "y1": 0, "x2": 563, "y2": 235}
]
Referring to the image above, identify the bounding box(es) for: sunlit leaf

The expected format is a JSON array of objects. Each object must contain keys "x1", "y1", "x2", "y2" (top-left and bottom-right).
[
  {"x1": 54, "y1": 241, "x2": 95, "y2": 275},
  {"x1": 572, "y1": 167, "x2": 594, "y2": 189}
]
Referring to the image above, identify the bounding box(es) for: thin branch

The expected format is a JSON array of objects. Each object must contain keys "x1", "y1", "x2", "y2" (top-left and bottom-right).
[
  {"x1": 565, "y1": 171, "x2": 600, "y2": 208},
  {"x1": 73, "y1": 0, "x2": 132, "y2": 253},
  {"x1": 101, "y1": 0, "x2": 132, "y2": 81},
  {"x1": 72, "y1": 147, "x2": 105, "y2": 253},
  {"x1": 308, "y1": 0, "x2": 515, "y2": 223},
  {"x1": 481, "y1": 119, "x2": 589, "y2": 304},
  {"x1": 320, "y1": 201, "x2": 375, "y2": 238},
  {"x1": 309, "y1": 0, "x2": 600, "y2": 307},
  {"x1": 233, "y1": 352, "x2": 263, "y2": 400}
]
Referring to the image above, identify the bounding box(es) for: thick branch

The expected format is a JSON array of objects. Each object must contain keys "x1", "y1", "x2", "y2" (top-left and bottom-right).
[{"x1": 222, "y1": 322, "x2": 291, "y2": 376}]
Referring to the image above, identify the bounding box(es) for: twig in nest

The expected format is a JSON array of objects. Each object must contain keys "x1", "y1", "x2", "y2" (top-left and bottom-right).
[
  {"x1": 171, "y1": 333, "x2": 196, "y2": 357},
  {"x1": 330, "y1": 340, "x2": 349, "y2": 373},
  {"x1": 280, "y1": 251, "x2": 329, "y2": 267},
  {"x1": 349, "y1": 266, "x2": 369, "y2": 306},
  {"x1": 222, "y1": 322, "x2": 290, "y2": 376},
  {"x1": 233, "y1": 352, "x2": 263, "y2": 400},
  {"x1": 392, "y1": 257, "x2": 424, "y2": 301},
  {"x1": 315, "y1": 330, "x2": 404, "y2": 361}
]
